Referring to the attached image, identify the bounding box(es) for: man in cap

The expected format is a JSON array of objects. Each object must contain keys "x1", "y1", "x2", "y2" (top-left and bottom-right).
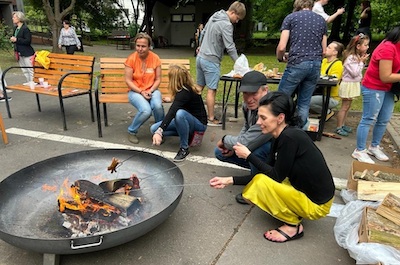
[{"x1": 214, "y1": 71, "x2": 272, "y2": 204}]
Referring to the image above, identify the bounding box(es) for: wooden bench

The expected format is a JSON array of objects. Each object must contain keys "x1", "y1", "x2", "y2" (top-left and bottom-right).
[
  {"x1": 94, "y1": 58, "x2": 190, "y2": 137},
  {"x1": 107, "y1": 30, "x2": 131, "y2": 50},
  {"x1": 1, "y1": 53, "x2": 95, "y2": 130}
]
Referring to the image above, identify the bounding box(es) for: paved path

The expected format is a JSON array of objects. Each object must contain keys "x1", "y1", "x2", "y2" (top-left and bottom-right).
[{"x1": 1, "y1": 43, "x2": 398, "y2": 265}]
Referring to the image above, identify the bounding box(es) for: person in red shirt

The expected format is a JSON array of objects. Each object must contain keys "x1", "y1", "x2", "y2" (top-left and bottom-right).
[
  {"x1": 125, "y1": 33, "x2": 165, "y2": 144},
  {"x1": 352, "y1": 27, "x2": 400, "y2": 164}
]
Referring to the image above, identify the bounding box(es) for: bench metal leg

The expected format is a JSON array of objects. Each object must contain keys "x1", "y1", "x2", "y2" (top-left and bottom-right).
[
  {"x1": 95, "y1": 93, "x2": 103, "y2": 138},
  {"x1": 36, "y1": 94, "x2": 42, "y2": 112},
  {"x1": 88, "y1": 93, "x2": 95, "y2": 122},
  {"x1": 103, "y1": 103, "x2": 108, "y2": 127},
  {"x1": 58, "y1": 96, "x2": 67, "y2": 131}
]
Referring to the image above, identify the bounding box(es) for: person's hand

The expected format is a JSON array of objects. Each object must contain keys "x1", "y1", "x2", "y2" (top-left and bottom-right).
[
  {"x1": 10, "y1": 36, "x2": 16, "y2": 43},
  {"x1": 209, "y1": 176, "x2": 233, "y2": 189},
  {"x1": 152, "y1": 133, "x2": 162, "y2": 146},
  {"x1": 233, "y1": 142, "x2": 251, "y2": 159},
  {"x1": 140, "y1": 90, "x2": 151, "y2": 99},
  {"x1": 77, "y1": 46, "x2": 81, "y2": 50},
  {"x1": 221, "y1": 149, "x2": 234, "y2": 157},
  {"x1": 58, "y1": 45, "x2": 62, "y2": 49},
  {"x1": 360, "y1": 53, "x2": 370, "y2": 63},
  {"x1": 337, "y1": 7, "x2": 345, "y2": 15},
  {"x1": 365, "y1": 7, "x2": 371, "y2": 12}
]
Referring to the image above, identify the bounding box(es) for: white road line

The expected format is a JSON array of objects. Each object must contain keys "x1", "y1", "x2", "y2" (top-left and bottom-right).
[{"x1": 5, "y1": 127, "x2": 347, "y2": 190}]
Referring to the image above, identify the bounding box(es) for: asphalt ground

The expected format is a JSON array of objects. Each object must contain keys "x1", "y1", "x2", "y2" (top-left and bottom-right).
[{"x1": 1, "y1": 43, "x2": 397, "y2": 265}]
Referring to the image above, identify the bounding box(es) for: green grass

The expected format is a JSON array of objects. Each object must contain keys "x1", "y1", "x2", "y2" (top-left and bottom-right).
[{"x1": 2, "y1": 45, "x2": 399, "y2": 112}]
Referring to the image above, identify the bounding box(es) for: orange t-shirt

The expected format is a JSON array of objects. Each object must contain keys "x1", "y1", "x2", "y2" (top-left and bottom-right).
[{"x1": 124, "y1": 51, "x2": 161, "y2": 91}]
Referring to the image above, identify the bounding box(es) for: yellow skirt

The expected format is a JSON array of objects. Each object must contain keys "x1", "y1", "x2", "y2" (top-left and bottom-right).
[
  {"x1": 242, "y1": 174, "x2": 333, "y2": 225},
  {"x1": 339, "y1": 81, "x2": 360, "y2": 99}
]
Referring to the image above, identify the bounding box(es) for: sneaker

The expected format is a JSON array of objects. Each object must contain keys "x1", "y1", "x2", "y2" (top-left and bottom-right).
[
  {"x1": 207, "y1": 117, "x2": 222, "y2": 127},
  {"x1": 0, "y1": 96, "x2": 12, "y2": 102},
  {"x1": 368, "y1": 145, "x2": 389, "y2": 161},
  {"x1": 352, "y1": 148, "x2": 375, "y2": 164},
  {"x1": 342, "y1": 125, "x2": 353, "y2": 133},
  {"x1": 173, "y1": 147, "x2": 190, "y2": 162},
  {"x1": 325, "y1": 110, "x2": 335, "y2": 121},
  {"x1": 335, "y1": 127, "x2": 348, "y2": 136},
  {"x1": 127, "y1": 133, "x2": 139, "y2": 144}
]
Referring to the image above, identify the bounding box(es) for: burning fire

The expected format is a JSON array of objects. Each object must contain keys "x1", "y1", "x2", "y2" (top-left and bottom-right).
[{"x1": 58, "y1": 179, "x2": 121, "y2": 217}]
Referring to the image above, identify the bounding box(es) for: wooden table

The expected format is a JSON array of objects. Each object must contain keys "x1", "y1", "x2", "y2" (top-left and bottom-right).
[{"x1": 219, "y1": 75, "x2": 338, "y2": 141}]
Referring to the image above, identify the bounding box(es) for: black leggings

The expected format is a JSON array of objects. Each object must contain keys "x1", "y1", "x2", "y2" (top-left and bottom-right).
[{"x1": 65, "y1": 45, "x2": 77, "y2": 55}]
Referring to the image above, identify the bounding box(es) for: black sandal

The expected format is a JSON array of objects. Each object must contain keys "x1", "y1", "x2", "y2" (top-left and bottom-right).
[{"x1": 263, "y1": 223, "x2": 304, "y2": 243}]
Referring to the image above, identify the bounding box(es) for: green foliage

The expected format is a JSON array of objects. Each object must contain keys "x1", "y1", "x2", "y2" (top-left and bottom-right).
[
  {"x1": 370, "y1": 1, "x2": 400, "y2": 33},
  {"x1": 128, "y1": 23, "x2": 139, "y2": 38},
  {"x1": 0, "y1": 21, "x2": 12, "y2": 53}
]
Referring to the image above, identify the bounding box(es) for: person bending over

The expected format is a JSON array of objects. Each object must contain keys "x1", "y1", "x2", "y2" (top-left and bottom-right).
[{"x1": 210, "y1": 91, "x2": 335, "y2": 243}]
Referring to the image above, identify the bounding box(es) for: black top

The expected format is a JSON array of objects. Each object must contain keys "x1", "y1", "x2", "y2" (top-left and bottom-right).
[
  {"x1": 245, "y1": 126, "x2": 335, "y2": 205},
  {"x1": 359, "y1": 9, "x2": 372, "y2": 28},
  {"x1": 159, "y1": 86, "x2": 207, "y2": 130},
  {"x1": 13, "y1": 24, "x2": 35, "y2": 57}
]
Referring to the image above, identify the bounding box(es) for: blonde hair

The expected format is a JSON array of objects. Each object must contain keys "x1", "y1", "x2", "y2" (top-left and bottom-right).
[
  {"x1": 12, "y1": 11, "x2": 26, "y2": 23},
  {"x1": 228, "y1": 1, "x2": 246, "y2": 20},
  {"x1": 293, "y1": 0, "x2": 314, "y2": 11},
  {"x1": 168, "y1": 64, "x2": 200, "y2": 96},
  {"x1": 134, "y1": 32, "x2": 152, "y2": 47}
]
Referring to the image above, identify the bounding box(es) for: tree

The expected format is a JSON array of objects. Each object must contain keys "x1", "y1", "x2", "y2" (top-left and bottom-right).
[{"x1": 42, "y1": 0, "x2": 76, "y2": 52}]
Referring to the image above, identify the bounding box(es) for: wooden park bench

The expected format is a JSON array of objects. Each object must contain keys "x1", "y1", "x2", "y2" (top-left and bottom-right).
[
  {"x1": 94, "y1": 57, "x2": 190, "y2": 137},
  {"x1": 107, "y1": 30, "x2": 131, "y2": 50},
  {"x1": 1, "y1": 53, "x2": 95, "y2": 130}
]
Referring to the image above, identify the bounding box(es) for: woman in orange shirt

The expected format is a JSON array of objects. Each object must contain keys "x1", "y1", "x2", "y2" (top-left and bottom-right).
[{"x1": 125, "y1": 33, "x2": 165, "y2": 144}]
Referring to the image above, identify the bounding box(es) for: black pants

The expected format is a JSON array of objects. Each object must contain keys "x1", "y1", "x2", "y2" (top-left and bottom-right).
[{"x1": 65, "y1": 45, "x2": 77, "y2": 55}]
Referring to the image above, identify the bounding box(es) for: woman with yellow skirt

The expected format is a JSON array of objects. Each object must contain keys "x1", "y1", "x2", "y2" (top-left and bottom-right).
[{"x1": 210, "y1": 91, "x2": 335, "y2": 243}]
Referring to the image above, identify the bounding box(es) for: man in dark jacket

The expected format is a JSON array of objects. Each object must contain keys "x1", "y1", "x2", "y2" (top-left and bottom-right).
[{"x1": 215, "y1": 71, "x2": 273, "y2": 203}]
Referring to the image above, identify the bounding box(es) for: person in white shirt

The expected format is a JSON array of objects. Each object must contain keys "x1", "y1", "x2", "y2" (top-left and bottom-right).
[{"x1": 312, "y1": 0, "x2": 345, "y2": 23}]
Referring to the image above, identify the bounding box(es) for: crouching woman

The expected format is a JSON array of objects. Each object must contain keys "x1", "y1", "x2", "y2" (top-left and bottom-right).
[
  {"x1": 151, "y1": 64, "x2": 207, "y2": 162},
  {"x1": 210, "y1": 91, "x2": 335, "y2": 242}
]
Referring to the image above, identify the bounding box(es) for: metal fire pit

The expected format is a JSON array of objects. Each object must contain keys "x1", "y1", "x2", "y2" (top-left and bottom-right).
[{"x1": 0, "y1": 149, "x2": 183, "y2": 264}]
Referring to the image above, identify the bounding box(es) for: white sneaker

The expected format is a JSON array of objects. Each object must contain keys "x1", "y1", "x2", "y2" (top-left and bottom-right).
[
  {"x1": 352, "y1": 149, "x2": 375, "y2": 164},
  {"x1": 368, "y1": 145, "x2": 389, "y2": 161}
]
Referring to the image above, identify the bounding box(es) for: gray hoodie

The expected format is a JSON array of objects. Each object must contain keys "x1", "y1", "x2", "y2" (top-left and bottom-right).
[{"x1": 198, "y1": 10, "x2": 239, "y2": 64}]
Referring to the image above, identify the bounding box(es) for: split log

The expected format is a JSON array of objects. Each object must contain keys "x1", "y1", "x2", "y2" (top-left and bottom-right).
[
  {"x1": 357, "y1": 180, "x2": 400, "y2": 201},
  {"x1": 376, "y1": 193, "x2": 400, "y2": 226},
  {"x1": 353, "y1": 170, "x2": 400, "y2": 182},
  {"x1": 359, "y1": 207, "x2": 400, "y2": 250}
]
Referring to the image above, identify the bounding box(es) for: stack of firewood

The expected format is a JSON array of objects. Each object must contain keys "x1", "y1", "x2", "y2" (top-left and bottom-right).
[{"x1": 359, "y1": 193, "x2": 400, "y2": 250}]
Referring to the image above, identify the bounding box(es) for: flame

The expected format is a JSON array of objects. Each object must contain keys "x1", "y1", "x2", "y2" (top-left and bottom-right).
[{"x1": 58, "y1": 178, "x2": 121, "y2": 217}]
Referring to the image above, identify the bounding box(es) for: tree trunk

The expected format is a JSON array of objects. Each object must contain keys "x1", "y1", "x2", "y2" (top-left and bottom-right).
[
  {"x1": 342, "y1": 0, "x2": 358, "y2": 44},
  {"x1": 328, "y1": 0, "x2": 345, "y2": 43},
  {"x1": 42, "y1": 0, "x2": 76, "y2": 53}
]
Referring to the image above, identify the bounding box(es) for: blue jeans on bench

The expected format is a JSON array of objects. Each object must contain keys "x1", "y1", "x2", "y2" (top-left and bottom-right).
[{"x1": 128, "y1": 90, "x2": 164, "y2": 134}]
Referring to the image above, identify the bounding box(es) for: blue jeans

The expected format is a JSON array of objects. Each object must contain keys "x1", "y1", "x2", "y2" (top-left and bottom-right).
[
  {"x1": 278, "y1": 61, "x2": 321, "y2": 127},
  {"x1": 150, "y1": 109, "x2": 207, "y2": 149},
  {"x1": 214, "y1": 141, "x2": 272, "y2": 175},
  {"x1": 356, "y1": 85, "x2": 395, "y2": 150},
  {"x1": 128, "y1": 90, "x2": 164, "y2": 134}
]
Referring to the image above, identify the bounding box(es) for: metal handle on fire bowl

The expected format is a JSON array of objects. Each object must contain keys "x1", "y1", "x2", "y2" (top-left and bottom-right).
[{"x1": 70, "y1": 236, "x2": 104, "y2": 250}]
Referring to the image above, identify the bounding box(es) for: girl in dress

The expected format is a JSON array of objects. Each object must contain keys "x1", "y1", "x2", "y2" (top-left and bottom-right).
[{"x1": 335, "y1": 33, "x2": 370, "y2": 136}]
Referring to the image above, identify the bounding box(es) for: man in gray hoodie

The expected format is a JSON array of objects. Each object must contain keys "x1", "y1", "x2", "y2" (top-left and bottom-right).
[{"x1": 196, "y1": 1, "x2": 246, "y2": 126}]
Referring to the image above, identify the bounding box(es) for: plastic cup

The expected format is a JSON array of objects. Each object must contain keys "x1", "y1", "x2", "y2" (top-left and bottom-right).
[
  {"x1": 39, "y1": 78, "x2": 44, "y2": 85},
  {"x1": 273, "y1": 68, "x2": 279, "y2": 75},
  {"x1": 29, "y1": 81, "x2": 35, "y2": 90},
  {"x1": 43, "y1": 81, "x2": 49, "y2": 88}
]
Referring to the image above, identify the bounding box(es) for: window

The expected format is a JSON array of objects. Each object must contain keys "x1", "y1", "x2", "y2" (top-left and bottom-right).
[{"x1": 171, "y1": 14, "x2": 195, "y2": 22}]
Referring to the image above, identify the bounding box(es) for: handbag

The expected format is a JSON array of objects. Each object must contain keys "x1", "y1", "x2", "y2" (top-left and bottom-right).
[{"x1": 14, "y1": 51, "x2": 19, "y2": 61}]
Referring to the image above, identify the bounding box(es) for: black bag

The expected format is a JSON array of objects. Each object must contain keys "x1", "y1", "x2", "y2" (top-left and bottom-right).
[{"x1": 390, "y1": 71, "x2": 400, "y2": 101}]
